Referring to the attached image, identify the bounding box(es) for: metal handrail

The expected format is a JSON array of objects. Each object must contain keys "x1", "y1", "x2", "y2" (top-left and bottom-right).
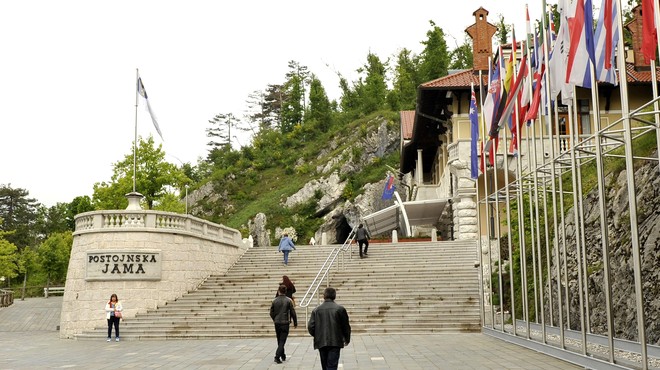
[{"x1": 299, "y1": 225, "x2": 358, "y2": 322}]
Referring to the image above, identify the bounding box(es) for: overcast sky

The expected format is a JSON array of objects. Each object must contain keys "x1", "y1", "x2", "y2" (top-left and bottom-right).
[{"x1": 2, "y1": 0, "x2": 605, "y2": 206}]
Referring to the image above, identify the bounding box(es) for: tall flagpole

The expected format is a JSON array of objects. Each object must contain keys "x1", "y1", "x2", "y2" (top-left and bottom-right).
[
  {"x1": 615, "y1": 0, "x2": 648, "y2": 366},
  {"x1": 133, "y1": 68, "x2": 139, "y2": 193}
]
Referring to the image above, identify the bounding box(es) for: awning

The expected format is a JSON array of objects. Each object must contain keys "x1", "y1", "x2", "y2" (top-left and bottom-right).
[
  {"x1": 362, "y1": 204, "x2": 400, "y2": 237},
  {"x1": 362, "y1": 198, "x2": 450, "y2": 237}
]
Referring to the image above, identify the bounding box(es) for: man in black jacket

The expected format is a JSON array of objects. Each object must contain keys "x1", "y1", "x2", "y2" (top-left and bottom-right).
[
  {"x1": 355, "y1": 223, "x2": 370, "y2": 258},
  {"x1": 270, "y1": 284, "x2": 297, "y2": 364},
  {"x1": 307, "y1": 287, "x2": 351, "y2": 370}
]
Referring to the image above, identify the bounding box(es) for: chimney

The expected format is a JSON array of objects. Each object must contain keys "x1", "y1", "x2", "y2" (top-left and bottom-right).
[
  {"x1": 465, "y1": 7, "x2": 498, "y2": 71},
  {"x1": 625, "y1": 5, "x2": 650, "y2": 69}
]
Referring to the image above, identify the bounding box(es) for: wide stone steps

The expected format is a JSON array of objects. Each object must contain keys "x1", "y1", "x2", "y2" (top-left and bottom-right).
[{"x1": 75, "y1": 241, "x2": 480, "y2": 340}]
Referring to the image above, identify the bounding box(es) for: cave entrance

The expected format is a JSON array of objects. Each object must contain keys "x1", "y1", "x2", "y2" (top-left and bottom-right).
[{"x1": 334, "y1": 215, "x2": 352, "y2": 244}]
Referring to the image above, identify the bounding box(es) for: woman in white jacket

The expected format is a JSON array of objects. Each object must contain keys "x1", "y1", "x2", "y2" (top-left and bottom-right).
[{"x1": 104, "y1": 293, "x2": 123, "y2": 342}]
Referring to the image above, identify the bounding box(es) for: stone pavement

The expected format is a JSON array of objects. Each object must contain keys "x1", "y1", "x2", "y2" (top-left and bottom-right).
[{"x1": 0, "y1": 297, "x2": 584, "y2": 369}]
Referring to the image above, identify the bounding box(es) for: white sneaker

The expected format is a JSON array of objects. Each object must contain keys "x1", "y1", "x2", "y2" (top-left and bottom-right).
[
  {"x1": 115, "y1": 337, "x2": 120, "y2": 342},
  {"x1": 107, "y1": 338, "x2": 111, "y2": 342}
]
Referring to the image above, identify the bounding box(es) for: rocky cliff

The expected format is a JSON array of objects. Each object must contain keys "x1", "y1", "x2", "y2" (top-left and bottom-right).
[{"x1": 554, "y1": 153, "x2": 660, "y2": 344}]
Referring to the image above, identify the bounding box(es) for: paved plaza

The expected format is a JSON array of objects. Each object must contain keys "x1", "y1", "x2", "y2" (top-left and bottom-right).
[{"x1": 0, "y1": 297, "x2": 583, "y2": 369}]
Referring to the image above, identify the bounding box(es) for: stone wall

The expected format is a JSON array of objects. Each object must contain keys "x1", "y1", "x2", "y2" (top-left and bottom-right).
[{"x1": 60, "y1": 210, "x2": 247, "y2": 339}]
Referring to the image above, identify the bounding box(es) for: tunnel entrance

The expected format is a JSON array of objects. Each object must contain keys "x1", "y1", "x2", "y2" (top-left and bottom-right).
[{"x1": 334, "y1": 214, "x2": 352, "y2": 244}]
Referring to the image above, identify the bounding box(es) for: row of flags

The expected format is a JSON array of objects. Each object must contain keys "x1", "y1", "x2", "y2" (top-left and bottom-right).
[{"x1": 470, "y1": 0, "x2": 659, "y2": 180}]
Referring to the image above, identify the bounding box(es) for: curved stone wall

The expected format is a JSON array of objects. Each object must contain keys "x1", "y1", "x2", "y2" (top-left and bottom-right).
[{"x1": 59, "y1": 210, "x2": 247, "y2": 339}]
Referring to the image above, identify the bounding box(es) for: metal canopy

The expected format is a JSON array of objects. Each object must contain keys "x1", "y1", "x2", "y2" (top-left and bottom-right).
[{"x1": 362, "y1": 198, "x2": 450, "y2": 236}]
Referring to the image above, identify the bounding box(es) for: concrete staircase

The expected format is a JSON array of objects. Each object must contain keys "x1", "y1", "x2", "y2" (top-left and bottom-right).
[{"x1": 75, "y1": 241, "x2": 481, "y2": 340}]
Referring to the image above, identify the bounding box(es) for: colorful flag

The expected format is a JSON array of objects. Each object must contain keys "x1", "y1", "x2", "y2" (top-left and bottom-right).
[
  {"x1": 565, "y1": 0, "x2": 595, "y2": 88},
  {"x1": 470, "y1": 84, "x2": 479, "y2": 179},
  {"x1": 137, "y1": 74, "x2": 164, "y2": 140},
  {"x1": 549, "y1": 0, "x2": 575, "y2": 103},
  {"x1": 382, "y1": 175, "x2": 396, "y2": 200},
  {"x1": 484, "y1": 50, "x2": 503, "y2": 139},
  {"x1": 642, "y1": 0, "x2": 658, "y2": 63},
  {"x1": 594, "y1": 0, "x2": 620, "y2": 84}
]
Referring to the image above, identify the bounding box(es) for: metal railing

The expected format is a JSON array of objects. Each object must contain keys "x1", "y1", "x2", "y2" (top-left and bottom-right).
[{"x1": 298, "y1": 226, "x2": 358, "y2": 322}]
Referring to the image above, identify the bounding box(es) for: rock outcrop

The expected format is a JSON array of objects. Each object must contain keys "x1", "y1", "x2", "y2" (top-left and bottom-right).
[{"x1": 553, "y1": 153, "x2": 660, "y2": 344}]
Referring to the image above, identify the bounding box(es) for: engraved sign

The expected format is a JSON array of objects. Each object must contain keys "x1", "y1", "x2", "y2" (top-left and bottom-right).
[{"x1": 86, "y1": 250, "x2": 162, "y2": 281}]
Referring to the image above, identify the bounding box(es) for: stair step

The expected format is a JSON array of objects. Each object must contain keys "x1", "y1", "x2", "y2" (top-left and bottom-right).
[{"x1": 76, "y1": 240, "x2": 481, "y2": 340}]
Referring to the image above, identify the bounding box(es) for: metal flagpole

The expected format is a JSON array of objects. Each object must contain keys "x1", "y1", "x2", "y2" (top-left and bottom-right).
[
  {"x1": 615, "y1": 0, "x2": 648, "y2": 366},
  {"x1": 555, "y1": 102, "x2": 571, "y2": 334},
  {"x1": 568, "y1": 98, "x2": 588, "y2": 356},
  {"x1": 476, "y1": 73, "x2": 486, "y2": 329},
  {"x1": 654, "y1": 0, "x2": 660, "y2": 171},
  {"x1": 133, "y1": 68, "x2": 139, "y2": 193},
  {"x1": 541, "y1": 4, "x2": 565, "y2": 347},
  {"x1": 588, "y1": 59, "x2": 616, "y2": 362}
]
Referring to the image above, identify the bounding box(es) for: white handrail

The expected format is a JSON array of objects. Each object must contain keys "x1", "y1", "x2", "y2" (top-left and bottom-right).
[{"x1": 299, "y1": 225, "x2": 358, "y2": 322}]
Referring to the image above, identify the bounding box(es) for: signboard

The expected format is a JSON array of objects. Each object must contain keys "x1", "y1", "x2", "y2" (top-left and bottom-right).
[{"x1": 86, "y1": 250, "x2": 162, "y2": 281}]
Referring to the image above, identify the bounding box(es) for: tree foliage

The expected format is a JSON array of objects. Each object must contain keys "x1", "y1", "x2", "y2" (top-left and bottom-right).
[
  {"x1": 281, "y1": 61, "x2": 309, "y2": 133},
  {"x1": 496, "y1": 15, "x2": 511, "y2": 45},
  {"x1": 37, "y1": 231, "x2": 72, "y2": 286},
  {"x1": 92, "y1": 136, "x2": 190, "y2": 210},
  {"x1": 0, "y1": 225, "x2": 18, "y2": 281},
  {"x1": 419, "y1": 20, "x2": 450, "y2": 82},
  {"x1": 388, "y1": 48, "x2": 420, "y2": 111},
  {"x1": 307, "y1": 75, "x2": 333, "y2": 132},
  {"x1": 0, "y1": 184, "x2": 41, "y2": 249},
  {"x1": 450, "y1": 36, "x2": 474, "y2": 70}
]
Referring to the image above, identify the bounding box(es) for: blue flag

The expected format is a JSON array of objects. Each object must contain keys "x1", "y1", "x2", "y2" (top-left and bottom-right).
[
  {"x1": 470, "y1": 84, "x2": 479, "y2": 180},
  {"x1": 382, "y1": 175, "x2": 396, "y2": 200}
]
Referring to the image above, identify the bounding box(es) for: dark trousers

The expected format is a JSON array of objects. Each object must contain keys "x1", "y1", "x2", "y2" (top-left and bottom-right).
[
  {"x1": 107, "y1": 316, "x2": 120, "y2": 338},
  {"x1": 358, "y1": 239, "x2": 369, "y2": 256},
  {"x1": 274, "y1": 323, "x2": 290, "y2": 360},
  {"x1": 319, "y1": 346, "x2": 341, "y2": 370}
]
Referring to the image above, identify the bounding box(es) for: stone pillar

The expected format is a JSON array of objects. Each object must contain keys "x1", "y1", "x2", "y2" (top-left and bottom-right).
[
  {"x1": 321, "y1": 232, "x2": 328, "y2": 246},
  {"x1": 416, "y1": 149, "x2": 424, "y2": 185},
  {"x1": 454, "y1": 195, "x2": 479, "y2": 240},
  {"x1": 431, "y1": 228, "x2": 437, "y2": 242},
  {"x1": 125, "y1": 192, "x2": 143, "y2": 210},
  {"x1": 391, "y1": 230, "x2": 398, "y2": 243}
]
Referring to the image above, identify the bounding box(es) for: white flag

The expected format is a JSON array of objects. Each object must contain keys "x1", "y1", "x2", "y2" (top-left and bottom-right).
[{"x1": 137, "y1": 75, "x2": 164, "y2": 140}]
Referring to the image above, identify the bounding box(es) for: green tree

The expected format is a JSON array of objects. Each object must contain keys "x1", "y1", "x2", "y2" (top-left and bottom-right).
[
  {"x1": 338, "y1": 74, "x2": 360, "y2": 116},
  {"x1": 207, "y1": 113, "x2": 237, "y2": 149},
  {"x1": 450, "y1": 36, "x2": 474, "y2": 70},
  {"x1": 66, "y1": 196, "x2": 94, "y2": 230},
  {"x1": 0, "y1": 224, "x2": 18, "y2": 284},
  {"x1": 92, "y1": 136, "x2": 190, "y2": 210},
  {"x1": 496, "y1": 15, "x2": 511, "y2": 45},
  {"x1": 0, "y1": 184, "x2": 41, "y2": 250},
  {"x1": 388, "y1": 48, "x2": 420, "y2": 111},
  {"x1": 419, "y1": 20, "x2": 450, "y2": 82},
  {"x1": 37, "y1": 231, "x2": 72, "y2": 287},
  {"x1": 281, "y1": 61, "x2": 309, "y2": 133},
  {"x1": 357, "y1": 52, "x2": 389, "y2": 114},
  {"x1": 306, "y1": 75, "x2": 333, "y2": 132}
]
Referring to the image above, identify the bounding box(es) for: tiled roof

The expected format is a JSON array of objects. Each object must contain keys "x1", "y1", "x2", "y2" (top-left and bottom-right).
[
  {"x1": 400, "y1": 110, "x2": 415, "y2": 140},
  {"x1": 420, "y1": 69, "x2": 487, "y2": 89},
  {"x1": 420, "y1": 63, "x2": 659, "y2": 90},
  {"x1": 625, "y1": 63, "x2": 660, "y2": 83}
]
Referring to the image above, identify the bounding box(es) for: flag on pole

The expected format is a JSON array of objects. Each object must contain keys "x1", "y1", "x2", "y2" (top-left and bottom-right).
[
  {"x1": 470, "y1": 84, "x2": 479, "y2": 179},
  {"x1": 137, "y1": 75, "x2": 164, "y2": 140},
  {"x1": 484, "y1": 51, "x2": 502, "y2": 139},
  {"x1": 382, "y1": 175, "x2": 396, "y2": 200},
  {"x1": 642, "y1": 0, "x2": 658, "y2": 63},
  {"x1": 549, "y1": 0, "x2": 575, "y2": 103},
  {"x1": 594, "y1": 0, "x2": 620, "y2": 85},
  {"x1": 565, "y1": 0, "x2": 596, "y2": 88}
]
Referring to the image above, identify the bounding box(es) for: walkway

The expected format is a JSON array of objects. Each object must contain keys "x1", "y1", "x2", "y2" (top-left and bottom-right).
[{"x1": 0, "y1": 297, "x2": 583, "y2": 369}]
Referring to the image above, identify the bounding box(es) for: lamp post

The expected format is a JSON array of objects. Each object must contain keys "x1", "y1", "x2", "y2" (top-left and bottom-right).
[{"x1": 185, "y1": 184, "x2": 189, "y2": 214}]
